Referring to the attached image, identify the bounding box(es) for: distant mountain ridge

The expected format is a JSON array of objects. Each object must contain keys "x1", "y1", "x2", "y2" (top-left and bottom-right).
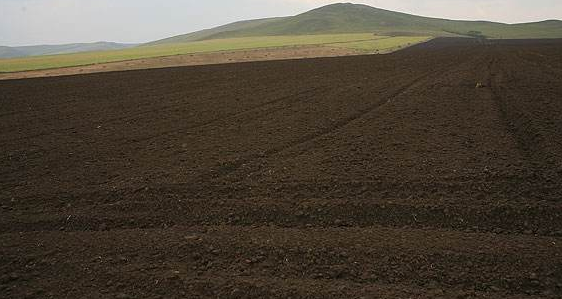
[
  {"x1": 0, "y1": 42, "x2": 137, "y2": 59},
  {"x1": 150, "y1": 3, "x2": 562, "y2": 45}
]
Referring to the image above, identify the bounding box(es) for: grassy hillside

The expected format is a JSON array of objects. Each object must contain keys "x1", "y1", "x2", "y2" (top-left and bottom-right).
[
  {"x1": 152, "y1": 3, "x2": 562, "y2": 43},
  {"x1": 0, "y1": 42, "x2": 137, "y2": 59},
  {"x1": 0, "y1": 34, "x2": 428, "y2": 73},
  {"x1": 147, "y1": 18, "x2": 283, "y2": 45}
]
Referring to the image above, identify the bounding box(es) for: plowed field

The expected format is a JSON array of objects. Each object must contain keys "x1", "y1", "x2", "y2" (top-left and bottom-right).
[{"x1": 1, "y1": 38, "x2": 562, "y2": 298}]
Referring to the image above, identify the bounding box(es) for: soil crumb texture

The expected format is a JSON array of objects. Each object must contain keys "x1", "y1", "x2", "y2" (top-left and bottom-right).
[{"x1": 1, "y1": 38, "x2": 562, "y2": 298}]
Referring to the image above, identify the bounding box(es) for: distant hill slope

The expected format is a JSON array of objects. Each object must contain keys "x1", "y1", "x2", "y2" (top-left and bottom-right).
[
  {"x1": 0, "y1": 46, "x2": 25, "y2": 59},
  {"x1": 150, "y1": 3, "x2": 562, "y2": 44},
  {"x1": 0, "y1": 42, "x2": 137, "y2": 59}
]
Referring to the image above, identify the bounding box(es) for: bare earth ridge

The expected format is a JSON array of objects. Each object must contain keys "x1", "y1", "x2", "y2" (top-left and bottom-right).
[{"x1": 1, "y1": 38, "x2": 562, "y2": 298}]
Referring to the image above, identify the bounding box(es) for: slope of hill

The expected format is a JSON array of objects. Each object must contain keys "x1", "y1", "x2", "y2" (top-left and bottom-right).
[
  {"x1": 0, "y1": 46, "x2": 25, "y2": 59},
  {"x1": 151, "y1": 3, "x2": 562, "y2": 43},
  {"x1": 147, "y1": 18, "x2": 284, "y2": 45},
  {"x1": 0, "y1": 42, "x2": 137, "y2": 59}
]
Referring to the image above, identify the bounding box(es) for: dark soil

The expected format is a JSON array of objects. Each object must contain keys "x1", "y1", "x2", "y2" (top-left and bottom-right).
[{"x1": 1, "y1": 37, "x2": 562, "y2": 298}]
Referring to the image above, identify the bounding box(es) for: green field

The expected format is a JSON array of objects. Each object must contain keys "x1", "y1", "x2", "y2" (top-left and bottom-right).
[
  {"x1": 0, "y1": 34, "x2": 428, "y2": 73},
  {"x1": 329, "y1": 36, "x2": 431, "y2": 53}
]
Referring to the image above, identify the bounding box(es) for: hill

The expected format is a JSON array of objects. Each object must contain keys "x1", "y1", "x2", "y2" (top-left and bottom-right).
[
  {"x1": 0, "y1": 42, "x2": 137, "y2": 59},
  {"x1": 150, "y1": 3, "x2": 562, "y2": 44},
  {"x1": 0, "y1": 46, "x2": 25, "y2": 59},
  {"x1": 147, "y1": 18, "x2": 284, "y2": 45}
]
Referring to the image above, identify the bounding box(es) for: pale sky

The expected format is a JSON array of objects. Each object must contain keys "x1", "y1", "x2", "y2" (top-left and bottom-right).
[{"x1": 1, "y1": 0, "x2": 561, "y2": 46}]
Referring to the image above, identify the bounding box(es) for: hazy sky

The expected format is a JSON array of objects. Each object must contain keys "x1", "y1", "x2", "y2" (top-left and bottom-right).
[{"x1": 1, "y1": 0, "x2": 561, "y2": 46}]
